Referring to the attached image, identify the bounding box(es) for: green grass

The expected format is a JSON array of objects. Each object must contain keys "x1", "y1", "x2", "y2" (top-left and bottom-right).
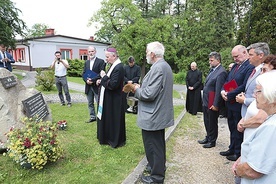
[
  {"x1": 0, "y1": 103, "x2": 184, "y2": 184},
  {"x1": 67, "y1": 76, "x2": 84, "y2": 84}
]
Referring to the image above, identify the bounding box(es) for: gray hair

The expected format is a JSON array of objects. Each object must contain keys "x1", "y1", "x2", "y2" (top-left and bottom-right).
[
  {"x1": 247, "y1": 42, "x2": 270, "y2": 56},
  {"x1": 147, "y1": 41, "x2": 165, "y2": 58},
  {"x1": 256, "y1": 71, "x2": 276, "y2": 104},
  {"x1": 209, "y1": 51, "x2": 221, "y2": 62}
]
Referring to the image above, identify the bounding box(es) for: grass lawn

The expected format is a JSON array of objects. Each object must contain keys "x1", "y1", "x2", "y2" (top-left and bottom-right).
[{"x1": 0, "y1": 103, "x2": 184, "y2": 183}]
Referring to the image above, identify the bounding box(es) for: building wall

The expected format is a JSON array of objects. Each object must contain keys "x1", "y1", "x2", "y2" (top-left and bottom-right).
[{"x1": 13, "y1": 36, "x2": 109, "y2": 71}]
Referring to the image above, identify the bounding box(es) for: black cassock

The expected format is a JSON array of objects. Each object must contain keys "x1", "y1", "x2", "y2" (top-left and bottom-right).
[
  {"x1": 185, "y1": 69, "x2": 203, "y2": 115},
  {"x1": 97, "y1": 63, "x2": 126, "y2": 148}
]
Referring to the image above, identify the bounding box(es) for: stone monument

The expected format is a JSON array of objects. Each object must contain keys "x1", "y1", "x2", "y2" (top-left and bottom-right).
[{"x1": 0, "y1": 68, "x2": 52, "y2": 147}]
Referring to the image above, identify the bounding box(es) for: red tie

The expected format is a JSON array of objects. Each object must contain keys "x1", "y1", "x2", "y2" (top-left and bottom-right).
[
  {"x1": 234, "y1": 65, "x2": 240, "y2": 74},
  {"x1": 249, "y1": 69, "x2": 256, "y2": 79}
]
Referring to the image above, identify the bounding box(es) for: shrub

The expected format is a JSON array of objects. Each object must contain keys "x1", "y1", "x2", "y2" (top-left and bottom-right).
[
  {"x1": 173, "y1": 72, "x2": 186, "y2": 84},
  {"x1": 5, "y1": 117, "x2": 63, "y2": 170},
  {"x1": 67, "y1": 59, "x2": 85, "y2": 77},
  {"x1": 35, "y1": 68, "x2": 55, "y2": 91}
]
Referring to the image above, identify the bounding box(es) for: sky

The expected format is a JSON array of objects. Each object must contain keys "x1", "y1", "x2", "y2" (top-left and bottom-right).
[{"x1": 12, "y1": 0, "x2": 103, "y2": 39}]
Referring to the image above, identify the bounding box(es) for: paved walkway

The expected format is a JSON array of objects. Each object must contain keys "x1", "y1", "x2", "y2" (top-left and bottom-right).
[{"x1": 16, "y1": 70, "x2": 186, "y2": 105}]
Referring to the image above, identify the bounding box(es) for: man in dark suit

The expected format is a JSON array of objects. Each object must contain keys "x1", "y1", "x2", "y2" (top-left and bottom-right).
[
  {"x1": 82, "y1": 46, "x2": 106, "y2": 123},
  {"x1": 220, "y1": 45, "x2": 254, "y2": 161},
  {"x1": 198, "y1": 52, "x2": 227, "y2": 148},
  {"x1": 0, "y1": 43, "x2": 15, "y2": 72}
]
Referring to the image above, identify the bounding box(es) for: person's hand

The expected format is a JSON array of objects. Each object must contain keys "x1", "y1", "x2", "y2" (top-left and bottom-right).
[
  {"x1": 232, "y1": 157, "x2": 241, "y2": 176},
  {"x1": 221, "y1": 90, "x2": 228, "y2": 101},
  {"x1": 123, "y1": 83, "x2": 135, "y2": 93},
  {"x1": 100, "y1": 70, "x2": 106, "y2": 78},
  {"x1": 86, "y1": 78, "x2": 93, "y2": 85},
  {"x1": 209, "y1": 105, "x2": 218, "y2": 111},
  {"x1": 127, "y1": 81, "x2": 133, "y2": 84},
  {"x1": 237, "y1": 119, "x2": 245, "y2": 132},
  {"x1": 188, "y1": 86, "x2": 194, "y2": 90},
  {"x1": 236, "y1": 92, "x2": 245, "y2": 104},
  {"x1": 96, "y1": 79, "x2": 101, "y2": 86}
]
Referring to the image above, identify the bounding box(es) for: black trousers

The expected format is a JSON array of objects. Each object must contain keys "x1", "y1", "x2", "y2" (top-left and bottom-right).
[
  {"x1": 142, "y1": 129, "x2": 166, "y2": 181},
  {"x1": 227, "y1": 109, "x2": 243, "y2": 155},
  {"x1": 203, "y1": 106, "x2": 219, "y2": 143}
]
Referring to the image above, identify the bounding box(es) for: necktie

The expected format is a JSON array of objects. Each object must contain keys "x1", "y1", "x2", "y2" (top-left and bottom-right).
[
  {"x1": 234, "y1": 65, "x2": 240, "y2": 74},
  {"x1": 249, "y1": 69, "x2": 256, "y2": 79},
  {"x1": 1, "y1": 51, "x2": 6, "y2": 68},
  {"x1": 206, "y1": 68, "x2": 214, "y2": 80}
]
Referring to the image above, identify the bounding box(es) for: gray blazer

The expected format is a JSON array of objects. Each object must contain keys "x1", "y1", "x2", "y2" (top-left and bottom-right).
[
  {"x1": 135, "y1": 59, "x2": 174, "y2": 131},
  {"x1": 241, "y1": 67, "x2": 261, "y2": 117}
]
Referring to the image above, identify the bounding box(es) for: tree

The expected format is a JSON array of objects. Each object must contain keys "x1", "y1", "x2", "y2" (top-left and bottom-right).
[
  {"x1": 0, "y1": 0, "x2": 26, "y2": 48},
  {"x1": 236, "y1": 0, "x2": 276, "y2": 53},
  {"x1": 26, "y1": 23, "x2": 49, "y2": 38}
]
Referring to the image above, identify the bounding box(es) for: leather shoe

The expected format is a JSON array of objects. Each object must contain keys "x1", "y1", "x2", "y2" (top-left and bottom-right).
[
  {"x1": 220, "y1": 149, "x2": 234, "y2": 156},
  {"x1": 198, "y1": 138, "x2": 208, "y2": 144},
  {"x1": 203, "y1": 142, "x2": 216, "y2": 148},
  {"x1": 226, "y1": 154, "x2": 239, "y2": 161},
  {"x1": 85, "y1": 117, "x2": 96, "y2": 123},
  {"x1": 141, "y1": 175, "x2": 164, "y2": 184}
]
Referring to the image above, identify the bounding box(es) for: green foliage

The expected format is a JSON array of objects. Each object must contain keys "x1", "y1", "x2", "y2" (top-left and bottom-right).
[
  {"x1": 236, "y1": 0, "x2": 276, "y2": 53},
  {"x1": 0, "y1": 0, "x2": 26, "y2": 48},
  {"x1": 0, "y1": 103, "x2": 184, "y2": 183},
  {"x1": 173, "y1": 72, "x2": 186, "y2": 84},
  {"x1": 26, "y1": 23, "x2": 49, "y2": 38},
  {"x1": 5, "y1": 117, "x2": 63, "y2": 170},
  {"x1": 67, "y1": 59, "x2": 85, "y2": 77},
  {"x1": 35, "y1": 68, "x2": 55, "y2": 91}
]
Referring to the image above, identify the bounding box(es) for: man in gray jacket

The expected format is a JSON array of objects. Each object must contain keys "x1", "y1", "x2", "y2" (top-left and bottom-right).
[{"x1": 133, "y1": 41, "x2": 174, "y2": 184}]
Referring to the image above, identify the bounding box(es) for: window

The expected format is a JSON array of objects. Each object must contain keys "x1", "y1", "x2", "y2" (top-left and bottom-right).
[
  {"x1": 60, "y1": 49, "x2": 72, "y2": 60},
  {"x1": 79, "y1": 49, "x2": 88, "y2": 60},
  {"x1": 15, "y1": 48, "x2": 26, "y2": 62}
]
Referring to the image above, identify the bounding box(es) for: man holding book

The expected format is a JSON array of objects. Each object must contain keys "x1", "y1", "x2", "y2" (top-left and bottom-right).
[{"x1": 220, "y1": 45, "x2": 254, "y2": 161}]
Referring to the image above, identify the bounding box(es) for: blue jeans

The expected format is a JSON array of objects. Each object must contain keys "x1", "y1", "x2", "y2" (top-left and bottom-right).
[
  {"x1": 87, "y1": 86, "x2": 98, "y2": 119},
  {"x1": 55, "y1": 76, "x2": 71, "y2": 104}
]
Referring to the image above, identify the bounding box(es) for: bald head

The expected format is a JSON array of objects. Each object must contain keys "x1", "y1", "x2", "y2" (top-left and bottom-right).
[{"x1": 231, "y1": 45, "x2": 248, "y2": 65}]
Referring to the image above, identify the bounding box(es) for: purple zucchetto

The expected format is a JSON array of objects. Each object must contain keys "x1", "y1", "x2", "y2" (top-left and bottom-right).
[{"x1": 107, "y1": 47, "x2": 117, "y2": 53}]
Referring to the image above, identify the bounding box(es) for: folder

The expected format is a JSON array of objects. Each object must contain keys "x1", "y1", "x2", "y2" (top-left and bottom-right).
[
  {"x1": 223, "y1": 79, "x2": 238, "y2": 92},
  {"x1": 208, "y1": 91, "x2": 215, "y2": 108},
  {"x1": 83, "y1": 69, "x2": 98, "y2": 80}
]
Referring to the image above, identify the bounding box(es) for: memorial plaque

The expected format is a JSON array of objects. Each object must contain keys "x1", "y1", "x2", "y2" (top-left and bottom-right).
[
  {"x1": 22, "y1": 92, "x2": 49, "y2": 121},
  {"x1": 0, "y1": 76, "x2": 17, "y2": 89}
]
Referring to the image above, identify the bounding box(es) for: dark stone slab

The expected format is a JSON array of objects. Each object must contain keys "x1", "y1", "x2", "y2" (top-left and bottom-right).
[
  {"x1": 22, "y1": 92, "x2": 49, "y2": 121},
  {"x1": 0, "y1": 76, "x2": 17, "y2": 89}
]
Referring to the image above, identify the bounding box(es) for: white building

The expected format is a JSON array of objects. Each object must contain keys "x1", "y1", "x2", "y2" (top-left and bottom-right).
[{"x1": 12, "y1": 29, "x2": 109, "y2": 71}]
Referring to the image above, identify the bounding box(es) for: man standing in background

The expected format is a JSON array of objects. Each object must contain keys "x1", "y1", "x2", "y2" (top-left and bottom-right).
[
  {"x1": 185, "y1": 62, "x2": 203, "y2": 115},
  {"x1": 51, "y1": 51, "x2": 72, "y2": 107},
  {"x1": 0, "y1": 43, "x2": 15, "y2": 72},
  {"x1": 124, "y1": 56, "x2": 141, "y2": 113},
  {"x1": 83, "y1": 46, "x2": 106, "y2": 123}
]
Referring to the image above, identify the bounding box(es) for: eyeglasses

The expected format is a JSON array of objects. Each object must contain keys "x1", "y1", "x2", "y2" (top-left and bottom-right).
[{"x1": 254, "y1": 89, "x2": 262, "y2": 95}]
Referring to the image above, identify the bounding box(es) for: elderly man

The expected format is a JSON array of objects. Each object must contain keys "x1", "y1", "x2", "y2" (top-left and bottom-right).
[
  {"x1": 185, "y1": 62, "x2": 203, "y2": 115},
  {"x1": 83, "y1": 46, "x2": 105, "y2": 123},
  {"x1": 96, "y1": 47, "x2": 126, "y2": 148},
  {"x1": 220, "y1": 45, "x2": 254, "y2": 161},
  {"x1": 129, "y1": 41, "x2": 174, "y2": 183}
]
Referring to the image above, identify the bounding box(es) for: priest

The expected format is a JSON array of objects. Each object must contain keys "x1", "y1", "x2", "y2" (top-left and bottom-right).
[{"x1": 96, "y1": 47, "x2": 126, "y2": 148}]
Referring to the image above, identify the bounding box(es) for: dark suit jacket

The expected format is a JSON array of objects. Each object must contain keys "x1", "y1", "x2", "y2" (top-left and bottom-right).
[
  {"x1": 82, "y1": 57, "x2": 106, "y2": 94},
  {"x1": 203, "y1": 65, "x2": 227, "y2": 108},
  {"x1": 0, "y1": 51, "x2": 15, "y2": 72},
  {"x1": 222, "y1": 59, "x2": 254, "y2": 112}
]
